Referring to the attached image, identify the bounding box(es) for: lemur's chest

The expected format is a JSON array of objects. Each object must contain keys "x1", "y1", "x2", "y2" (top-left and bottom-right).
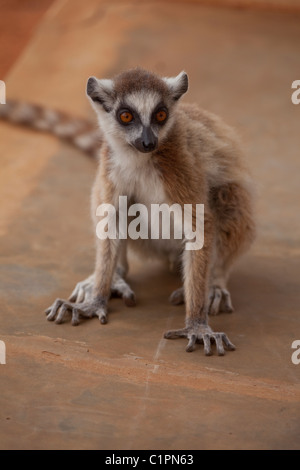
[
  {"x1": 108, "y1": 149, "x2": 183, "y2": 257},
  {"x1": 109, "y1": 151, "x2": 167, "y2": 206}
]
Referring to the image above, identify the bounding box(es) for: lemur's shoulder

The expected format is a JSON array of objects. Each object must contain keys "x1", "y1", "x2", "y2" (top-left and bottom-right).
[
  {"x1": 176, "y1": 102, "x2": 252, "y2": 191},
  {"x1": 178, "y1": 102, "x2": 239, "y2": 142}
]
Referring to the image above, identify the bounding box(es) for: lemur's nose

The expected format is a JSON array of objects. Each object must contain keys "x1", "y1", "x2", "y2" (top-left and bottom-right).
[
  {"x1": 142, "y1": 140, "x2": 155, "y2": 151},
  {"x1": 134, "y1": 126, "x2": 157, "y2": 153}
]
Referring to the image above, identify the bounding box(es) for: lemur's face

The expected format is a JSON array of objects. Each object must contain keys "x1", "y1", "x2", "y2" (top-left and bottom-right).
[{"x1": 86, "y1": 68, "x2": 188, "y2": 154}]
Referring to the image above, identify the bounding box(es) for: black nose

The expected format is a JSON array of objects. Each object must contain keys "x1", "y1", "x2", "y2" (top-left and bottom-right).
[
  {"x1": 134, "y1": 126, "x2": 158, "y2": 153},
  {"x1": 142, "y1": 141, "x2": 155, "y2": 152}
]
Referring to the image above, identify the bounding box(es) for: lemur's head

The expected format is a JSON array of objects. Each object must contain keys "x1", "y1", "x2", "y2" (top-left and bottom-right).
[{"x1": 86, "y1": 68, "x2": 188, "y2": 154}]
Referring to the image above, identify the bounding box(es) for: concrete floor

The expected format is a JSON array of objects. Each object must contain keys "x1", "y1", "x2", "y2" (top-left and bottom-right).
[{"x1": 0, "y1": 0, "x2": 299, "y2": 450}]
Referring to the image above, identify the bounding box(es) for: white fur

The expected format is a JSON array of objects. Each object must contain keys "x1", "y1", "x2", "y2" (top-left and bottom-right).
[
  {"x1": 124, "y1": 91, "x2": 161, "y2": 126},
  {"x1": 163, "y1": 71, "x2": 187, "y2": 94},
  {"x1": 108, "y1": 142, "x2": 183, "y2": 258}
]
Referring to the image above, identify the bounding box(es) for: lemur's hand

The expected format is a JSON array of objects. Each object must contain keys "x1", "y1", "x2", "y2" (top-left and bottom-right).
[
  {"x1": 45, "y1": 297, "x2": 108, "y2": 325},
  {"x1": 69, "y1": 273, "x2": 136, "y2": 307},
  {"x1": 164, "y1": 321, "x2": 236, "y2": 356}
]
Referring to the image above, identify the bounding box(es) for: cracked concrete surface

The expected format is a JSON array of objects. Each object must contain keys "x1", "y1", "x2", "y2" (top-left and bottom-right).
[{"x1": 0, "y1": 0, "x2": 299, "y2": 450}]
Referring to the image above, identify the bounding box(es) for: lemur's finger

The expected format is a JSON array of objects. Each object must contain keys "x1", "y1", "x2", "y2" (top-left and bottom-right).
[
  {"x1": 71, "y1": 308, "x2": 80, "y2": 326},
  {"x1": 209, "y1": 287, "x2": 222, "y2": 315},
  {"x1": 214, "y1": 333, "x2": 225, "y2": 356},
  {"x1": 164, "y1": 328, "x2": 188, "y2": 339},
  {"x1": 99, "y1": 313, "x2": 107, "y2": 324},
  {"x1": 92, "y1": 305, "x2": 108, "y2": 324},
  {"x1": 186, "y1": 334, "x2": 196, "y2": 352},
  {"x1": 76, "y1": 286, "x2": 86, "y2": 303},
  {"x1": 55, "y1": 303, "x2": 70, "y2": 324},
  {"x1": 124, "y1": 292, "x2": 136, "y2": 307},
  {"x1": 221, "y1": 289, "x2": 234, "y2": 313},
  {"x1": 46, "y1": 298, "x2": 64, "y2": 321},
  {"x1": 68, "y1": 286, "x2": 79, "y2": 302},
  {"x1": 222, "y1": 333, "x2": 236, "y2": 351},
  {"x1": 203, "y1": 334, "x2": 212, "y2": 356}
]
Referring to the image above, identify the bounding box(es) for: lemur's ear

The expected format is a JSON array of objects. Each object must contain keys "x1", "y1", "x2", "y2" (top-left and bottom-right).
[
  {"x1": 86, "y1": 77, "x2": 114, "y2": 112},
  {"x1": 163, "y1": 71, "x2": 188, "y2": 101}
]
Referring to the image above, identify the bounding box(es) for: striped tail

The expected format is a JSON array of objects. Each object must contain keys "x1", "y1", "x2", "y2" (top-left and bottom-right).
[{"x1": 0, "y1": 99, "x2": 102, "y2": 158}]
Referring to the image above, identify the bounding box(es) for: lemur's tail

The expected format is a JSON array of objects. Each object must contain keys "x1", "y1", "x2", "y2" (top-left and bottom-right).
[{"x1": 0, "y1": 99, "x2": 102, "y2": 158}]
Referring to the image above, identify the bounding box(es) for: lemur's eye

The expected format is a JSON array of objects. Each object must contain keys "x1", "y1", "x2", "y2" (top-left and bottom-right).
[
  {"x1": 155, "y1": 110, "x2": 167, "y2": 123},
  {"x1": 120, "y1": 111, "x2": 133, "y2": 124}
]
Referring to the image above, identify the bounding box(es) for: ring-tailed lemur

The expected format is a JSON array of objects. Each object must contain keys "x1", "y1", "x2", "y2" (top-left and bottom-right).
[{"x1": 0, "y1": 68, "x2": 255, "y2": 355}]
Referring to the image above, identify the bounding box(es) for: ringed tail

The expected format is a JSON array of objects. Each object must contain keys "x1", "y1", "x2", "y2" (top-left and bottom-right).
[{"x1": 0, "y1": 99, "x2": 102, "y2": 158}]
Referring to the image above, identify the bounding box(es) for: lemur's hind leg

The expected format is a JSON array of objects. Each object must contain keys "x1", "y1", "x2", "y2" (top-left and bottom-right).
[
  {"x1": 208, "y1": 182, "x2": 255, "y2": 316},
  {"x1": 169, "y1": 269, "x2": 233, "y2": 312},
  {"x1": 208, "y1": 263, "x2": 234, "y2": 315},
  {"x1": 110, "y1": 267, "x2": 136, "y2": 306},
  {"x1": 168, "y1": 266, "x2": 233, "y2": 311},
  {"x1": 169, "y1": 286, "x2": 184, "y2": 305}
]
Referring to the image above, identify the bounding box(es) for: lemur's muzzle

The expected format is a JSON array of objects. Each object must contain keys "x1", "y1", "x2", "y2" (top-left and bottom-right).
[{"x1": 134, "y1": 126, "x2": 157, "y2": 153}]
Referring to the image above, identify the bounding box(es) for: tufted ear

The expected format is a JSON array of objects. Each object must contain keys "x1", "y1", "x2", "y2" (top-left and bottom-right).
[
  {"x1": 163, "y1": 71, "x2": 188, "y2": 101},
  {"x1": 86, "y1": 76, "x2": 114, "y2": 112}
]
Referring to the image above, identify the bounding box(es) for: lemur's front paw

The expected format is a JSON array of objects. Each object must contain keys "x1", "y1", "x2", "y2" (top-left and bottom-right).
[
  {"x1": 164, "y1": 322, "x2": 236, "y2": 356},
  {"x1": 45, "y1": 297, "x2": 108, "y2": 326},
  {"x1": 68, "y1": 275, "x2": 94, "y2": 303},
  {"x1": 68, "y1": 274, "x2": 136, "y2": 307},
  {"x1": 208, "y1": 286, "x2": 234, "y2": 315}
]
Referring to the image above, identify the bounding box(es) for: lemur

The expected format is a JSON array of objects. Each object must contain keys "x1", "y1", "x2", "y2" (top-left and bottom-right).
[{"x1": 0, "y1": 68, "x2": 255, "y2": 355}]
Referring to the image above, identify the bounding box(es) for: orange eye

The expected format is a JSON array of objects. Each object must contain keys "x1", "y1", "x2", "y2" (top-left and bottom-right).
[
  {"x1": 156, "y1": 110, "x2": 167, "y2": 123},
  {"x1": 120, "y1": 111, "x2": 133, "y2": 123}
]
